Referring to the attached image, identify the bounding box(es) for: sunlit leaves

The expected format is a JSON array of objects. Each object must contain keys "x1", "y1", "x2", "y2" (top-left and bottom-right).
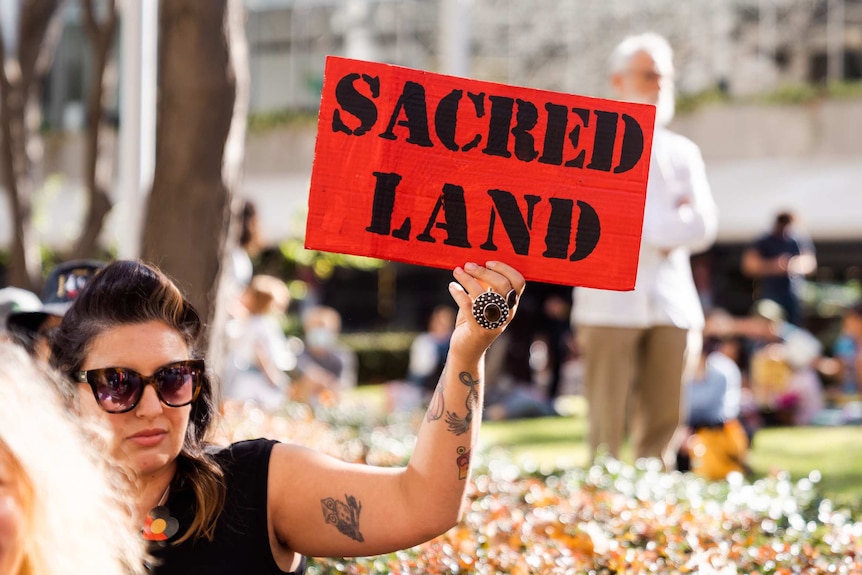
[{"x1": 217, "y1": 399, "x2": 861, "y2": 574}]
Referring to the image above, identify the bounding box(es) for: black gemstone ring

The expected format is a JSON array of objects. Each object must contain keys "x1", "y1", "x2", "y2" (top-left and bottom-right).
[
  {"x1": 506, "y1": 288, "x2": 518, "y2": 308},
  {"x1": 471, "y1": 290, "x2": 510, "y2": 330}
]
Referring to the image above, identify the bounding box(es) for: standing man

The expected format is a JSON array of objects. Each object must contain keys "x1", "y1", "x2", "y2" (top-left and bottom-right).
[
  {"x1": 741, "y1": 211, "x2": 816, "y2": 326},
  {"x1": 571, "y1": 33, "x2": 718, "y2": 468}
]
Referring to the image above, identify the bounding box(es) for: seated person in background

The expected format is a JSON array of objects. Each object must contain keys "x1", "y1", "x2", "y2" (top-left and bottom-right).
[
  {"x1": 407, "y1": 305, "x2": 457, "y2": 396},
  {"x1": 223, "y1": 275, "x2": 295, "y2": 411},
  {"x1": 833, "y1": 302, "x2": 862, "y2": 398},
  {"x1": 677, "y1": 335, "x2": 749, "y2": 480},
  {"x1": 743, "y1": 299, "x2": 825, "y2": 425},
  {"x1": 0, "y1": 286, "x2": 42, "y2": 345},
  {"x1": 386, "y1": 305, "x2": 456, "y2": 412},
  {"x1": 782, "y1": 323, "x2": 825, "y2": 425},
  {"x1": 293, "y1": 305, "x2": 357, "y2": 405},
  {"x1": 0, "y1": 342, "x2": 147, "y2": 575}
]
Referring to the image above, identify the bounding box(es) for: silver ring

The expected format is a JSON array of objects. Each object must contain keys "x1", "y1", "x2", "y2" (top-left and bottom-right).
[{"x1": 471, "y1": 290, "x2": 509, "y2": 330}]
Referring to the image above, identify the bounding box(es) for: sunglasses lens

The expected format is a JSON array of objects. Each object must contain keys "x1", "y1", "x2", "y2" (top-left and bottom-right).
[
  {"x1": 94, "y1": 369, "x2": 142, "y2": 413},
  {"x1": 157, "y1": 363, "x2": 200, "y2": 406}
]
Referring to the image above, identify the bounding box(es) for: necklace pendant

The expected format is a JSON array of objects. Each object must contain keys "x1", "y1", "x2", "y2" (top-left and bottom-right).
[{"x1": 142, "y1": 505, "x2": 179, "y2": 542}]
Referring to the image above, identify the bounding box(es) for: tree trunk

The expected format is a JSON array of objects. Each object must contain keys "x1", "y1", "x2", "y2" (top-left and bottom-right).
[
  {"x1": 0, "y1": 0, "x2": 62, "y2": 291},
  {"x1": 72, "y1": 0, "x2": 118, "y2": 259},
  {"x1": 142, "y1": 0, "x2": 248, "y2": 365}
]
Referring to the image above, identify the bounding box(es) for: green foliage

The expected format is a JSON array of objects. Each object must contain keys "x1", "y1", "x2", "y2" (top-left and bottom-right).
[
  {"x1": 676, "y1": 80, "x2": 862, "y2": 115},
  {"x1": 675, "y1": 87, "x2": 731, "y2": 114},
  {"x1": 482, "y1": 400, "x2": 862, "y2": 506},
  {"x1": 826, "y1": 79, "x2": 862, "y2": 99},
  {"x1": 220, "y1": 388, "x2": 862, "y2": 574},
  {"x1": 748, "y1": 425, "x2": 862, "y2": 514},
  {"x1": 247, "y1": 109, "x2": 318, "y2": 132},
  {"x1": 278, "y1": 237, "x2": 385, "y2": 281},
  {"x1": 801, "y1": 278, "x2": 862, "y2": 322},
  {"x1": 0, "y1": 246, "x2": 115, "y2": 289},
  {"x1": 341, "y1": 331, "x2": 415, "y2": 384},
  {"x1": 307, "y1": 445, "x2": 858, "y2": 573},
  {"x1": 753, "y1": 83, "x2": 822, "y2": 105}
]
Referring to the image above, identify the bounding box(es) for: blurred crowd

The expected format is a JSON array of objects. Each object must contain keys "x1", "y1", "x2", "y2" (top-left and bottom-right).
[
  {"x1": 219, "y1": 200, "x2": 358, "y2": 411},
  {"x1": 4, "y1": 204, "x2": 856, "y2": 495}
]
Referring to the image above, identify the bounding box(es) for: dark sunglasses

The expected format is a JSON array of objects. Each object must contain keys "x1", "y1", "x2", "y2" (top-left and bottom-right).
[{"x1": 75, "y1": 359, "x2": 205, "y2": 414}]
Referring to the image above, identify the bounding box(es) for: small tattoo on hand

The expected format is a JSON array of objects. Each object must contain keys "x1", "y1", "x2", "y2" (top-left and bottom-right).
[{"x1": 321, "y1": 494, "x2": 364, "y2": 542}]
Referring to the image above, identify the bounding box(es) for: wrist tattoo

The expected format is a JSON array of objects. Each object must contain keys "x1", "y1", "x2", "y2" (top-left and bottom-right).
[
  {"x1": 445, "y1": 372, "x2": 480, "y2": 436},
  {"x1": 321, "y1": 494, "x2": 364, "y2": 542}
]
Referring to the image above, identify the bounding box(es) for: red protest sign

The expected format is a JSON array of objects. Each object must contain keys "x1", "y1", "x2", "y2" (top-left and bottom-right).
[{"x1": 306, "y1": 56, "x2": 655, "y2": 290}]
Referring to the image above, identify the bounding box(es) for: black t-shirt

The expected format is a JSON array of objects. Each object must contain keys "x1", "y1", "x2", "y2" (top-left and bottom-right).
[
  {"x1": 753, "y1": 233, "x2": 802, "y2": 296},
  {"x1": 148, "y1": 439, "x2": 306, "y2": 575}
]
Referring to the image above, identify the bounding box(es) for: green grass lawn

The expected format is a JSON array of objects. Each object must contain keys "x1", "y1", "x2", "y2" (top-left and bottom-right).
[
  {"x1": 747, "y1": 425, "x2": 862, "y2": 506},
  {"x1": 349, "y1": 387, "x2": 861, "y2": 505},
  {"x1": 479, "y1": 396, "x2": 862, "y2": 506}
]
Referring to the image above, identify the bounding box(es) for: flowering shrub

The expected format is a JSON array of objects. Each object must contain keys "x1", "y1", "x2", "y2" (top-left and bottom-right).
[{"x1": 217, "y1": 400, "x2": 861, "y2": 574}]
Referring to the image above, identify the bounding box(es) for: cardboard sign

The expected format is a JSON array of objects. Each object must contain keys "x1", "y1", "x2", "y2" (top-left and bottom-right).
[{"x1": 306, "y1": 56, "x2": 655, "y2": 290}]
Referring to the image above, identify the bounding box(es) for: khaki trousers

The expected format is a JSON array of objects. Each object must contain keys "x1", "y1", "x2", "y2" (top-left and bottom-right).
[{"x1": 576, "y1": 324, "x2": 699, "y2": 464}]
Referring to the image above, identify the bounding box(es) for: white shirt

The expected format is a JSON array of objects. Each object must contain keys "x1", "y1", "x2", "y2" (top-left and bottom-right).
[
  {"x1": 572, "y1": 127, "x2": 718, "y2": 329},
  {"x1": 225, "y1": 315, "x2": 293, "y2": 383}
]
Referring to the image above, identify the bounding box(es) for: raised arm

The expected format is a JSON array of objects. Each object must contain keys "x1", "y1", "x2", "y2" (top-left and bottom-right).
[{"x1": 266, "y1": 261, "x2": 525, "y2": 560}]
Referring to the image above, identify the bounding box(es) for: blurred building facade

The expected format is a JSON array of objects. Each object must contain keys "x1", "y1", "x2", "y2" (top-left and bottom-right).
[
  {"x1": 36, "y1": 0, "x2": 862, "y2": 128},
  {"x1": 240, "y1": 0, "x2": 862, "y2": 113}
]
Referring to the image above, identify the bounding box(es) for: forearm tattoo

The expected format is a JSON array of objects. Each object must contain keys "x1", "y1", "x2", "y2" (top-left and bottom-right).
[
  {"x1": 321, "y1": 494, "x2": 364, "y2": 542},
  {"x1": 445, "y1": 372, "x2": 480, "y2": 436},
  {"x1": 426, "y1": 378, "x2": 445, "y2": 422}
]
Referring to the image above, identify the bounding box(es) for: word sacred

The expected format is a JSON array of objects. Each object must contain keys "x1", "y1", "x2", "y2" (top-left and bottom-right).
[{"x1": 330, "y1": 73, "x2": 646, "y2": 175}]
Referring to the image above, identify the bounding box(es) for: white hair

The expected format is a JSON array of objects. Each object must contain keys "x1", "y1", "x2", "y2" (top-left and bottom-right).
[
  {"x1": 0, "y1": 343, "x2": 147, "y2": 575},
  {"x1": 609, "y1": 32, "x2": 675, "y2": 77},
  {"x1": 609, "y1": 32, "x2": 676, "y2": 126}
]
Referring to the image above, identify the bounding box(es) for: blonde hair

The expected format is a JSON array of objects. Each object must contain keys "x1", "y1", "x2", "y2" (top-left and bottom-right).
[
  {"x1": 0, "y1": 342, "x2": 147, "y2": 575},
  {"x1": 244, "y1": 274, "x2": 290, "y2": 315}
]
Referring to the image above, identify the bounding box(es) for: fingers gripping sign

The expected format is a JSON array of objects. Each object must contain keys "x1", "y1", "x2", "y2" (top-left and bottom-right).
[{"x1": 449, "y1": 261, "x2": 525, "y2": 355}]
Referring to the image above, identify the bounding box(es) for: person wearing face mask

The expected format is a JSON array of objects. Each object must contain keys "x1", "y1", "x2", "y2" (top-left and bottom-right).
[
  {"x1": 292, "y1": 305, "x2": 358, "y2": 405},
  {"x1": 222, "y1": 275, "x2": 296, "y2": 411},
  {"x1": 571, "y1": 32, "x2": 718, "y2": 470}
]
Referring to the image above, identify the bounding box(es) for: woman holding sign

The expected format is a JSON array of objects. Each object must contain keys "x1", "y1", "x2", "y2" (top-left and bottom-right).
[{"x1": 51, "y1": 258, "x2": 523, "y2": 574}]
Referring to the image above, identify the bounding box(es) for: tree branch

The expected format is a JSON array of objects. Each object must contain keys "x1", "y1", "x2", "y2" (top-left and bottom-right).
[{"x1": 74, "y1": 0, "x2": 119, "y2": 258}]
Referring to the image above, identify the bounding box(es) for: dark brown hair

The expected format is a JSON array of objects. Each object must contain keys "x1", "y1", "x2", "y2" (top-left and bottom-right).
[
  {"x1": 239, "y1": 200, "x2": 258, "y2": 249},
  {"x1": 51, "y1": 259, "x2": 225, "y2": 543}
]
